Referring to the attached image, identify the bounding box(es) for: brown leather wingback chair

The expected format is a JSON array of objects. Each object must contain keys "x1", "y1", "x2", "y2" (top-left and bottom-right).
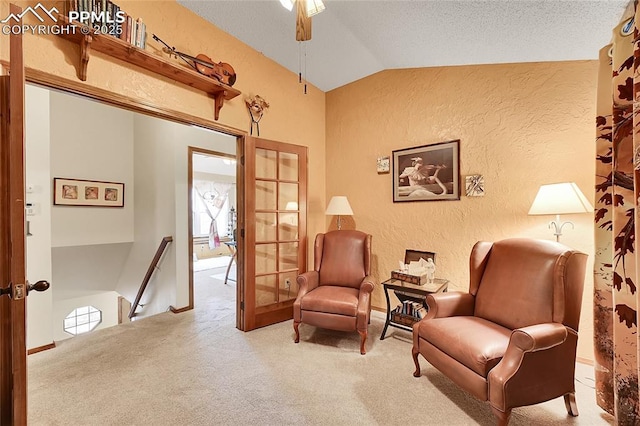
[
  {"x1": 294, "y1": 230, "x2": 376, "y2": 355},
  {"x1": 412, "y1": 238, "x2": 587, "y2": 425}
]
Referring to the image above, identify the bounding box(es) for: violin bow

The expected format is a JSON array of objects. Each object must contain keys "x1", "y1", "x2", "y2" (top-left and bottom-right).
[{"x1": 152, "y1": 34, "x2": 198, "y2": 72}]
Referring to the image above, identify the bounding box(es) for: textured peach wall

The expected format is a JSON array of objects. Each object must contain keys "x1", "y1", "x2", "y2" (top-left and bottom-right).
[
  {"x1": 326, "y1": 61, "x2": 597, "y2": 361},
  {"x1": 0, "y1": 0, "x2": 326, "y2": 276}
]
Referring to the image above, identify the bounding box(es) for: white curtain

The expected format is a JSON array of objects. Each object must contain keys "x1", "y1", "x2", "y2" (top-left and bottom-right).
[{"x1": 195, "y1": 182, "x2": 232, "y2": 249}]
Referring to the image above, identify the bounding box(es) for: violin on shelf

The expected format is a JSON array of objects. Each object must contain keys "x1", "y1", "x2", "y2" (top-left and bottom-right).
[{"x1": 152, "y1": 34, "x2": 237, "y2": 87}]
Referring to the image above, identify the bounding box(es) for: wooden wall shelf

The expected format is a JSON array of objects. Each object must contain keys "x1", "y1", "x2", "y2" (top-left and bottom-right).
[{"x1": 57, "y1": 25, "x2": 241, "y2": 120}]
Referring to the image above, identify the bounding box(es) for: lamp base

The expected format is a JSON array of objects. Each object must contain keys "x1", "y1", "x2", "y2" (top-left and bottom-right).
[{"x1": 549, "y1": 214, "x2": 574, "y2": 242}]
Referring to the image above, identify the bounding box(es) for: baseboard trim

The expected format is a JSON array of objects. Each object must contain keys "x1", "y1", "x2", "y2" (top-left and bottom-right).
[
  {"x1": 28, "y1": 342, "x2": 56, "y2": 355},
  {"x1": 169, "y1": 305, "x2": 192, "y2": 314}
]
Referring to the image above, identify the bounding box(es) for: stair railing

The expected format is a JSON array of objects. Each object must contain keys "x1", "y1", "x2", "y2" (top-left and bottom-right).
[{"x1": 128, "y1": 236, "x2": 173, "y2": 319}]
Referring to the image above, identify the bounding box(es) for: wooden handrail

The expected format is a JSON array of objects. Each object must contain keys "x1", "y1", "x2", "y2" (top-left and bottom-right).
[{"x1": 128, "y1": 236, "x2": 173, "y2": 319}]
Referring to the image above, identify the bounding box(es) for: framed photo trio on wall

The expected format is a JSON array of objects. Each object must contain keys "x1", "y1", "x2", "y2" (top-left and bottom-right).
[
  {"x1": 392, "y1": 140, "x2": 460, "y2": 202},
  {"x1": 53, "y1": 178, "x2": 125, "y2": 207}
]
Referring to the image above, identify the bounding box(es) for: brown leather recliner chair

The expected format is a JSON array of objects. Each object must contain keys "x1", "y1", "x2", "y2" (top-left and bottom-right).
[
  {"x1": 412, "y1": 238, "x2": 587, "y2": 425},
  {"x1": 294, "y1": 230, "x2": 376, "y2": 355}
]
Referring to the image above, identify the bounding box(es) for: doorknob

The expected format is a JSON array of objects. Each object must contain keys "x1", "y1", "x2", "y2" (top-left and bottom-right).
[
  {"x1": 28, "y1": 280, "x2": 50, "y2": 294},
  {"x1": 0, "y1": 280, "x2": 50, "y2": 299}
]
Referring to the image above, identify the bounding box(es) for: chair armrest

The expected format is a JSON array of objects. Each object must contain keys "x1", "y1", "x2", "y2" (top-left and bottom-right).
[
  {"x1": 294, "y1": 271, "x2": 319, "y2": 323},
  {"x1": 510, "y1": 323, "x2": 568, "y2": 352},
  {"x1": 356, "y1": 275, "x2": 376, "y2": 331},
  {"x1": 488, "y1": 323, "x2": 570, "y2": 412},
  {"x1": 360, "y1": 275, "x2": 376, "y2": 294},
  {"x1": 425, "y1": 292, "x2": 475, "y2": 319},
  {"x1": 296, "y1": 271, "x2": 319, "y2": 297}
]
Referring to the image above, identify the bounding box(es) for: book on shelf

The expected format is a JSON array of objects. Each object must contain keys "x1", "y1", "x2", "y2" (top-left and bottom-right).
[
  {"x1": 125, "y1": 14, "x2": 132, "y2": 43},
  {"x1": 393, "y1": 301, "x2": 427, "y2": 319},
  {"x1": 130, "y1": 17, "x2": 137, "y2": 46},
  {"x1": 66, "y1": 0, "x2": 147, "y2": 49},
  {"x1": 118, "y1": 12, "x2": 128, "y2": 41},
  {"x1": 135, "y1": 18, "x2": 146, "y2": 48}
]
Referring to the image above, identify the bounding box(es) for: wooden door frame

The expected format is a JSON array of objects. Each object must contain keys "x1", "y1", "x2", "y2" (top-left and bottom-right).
[
  {"x1": 1, "y1": 6, "x2": 28, "y2": 421},
  {"x1": 187, "y1": 147, "x2": 241, "y2": 326},
  {"x1": 0, "y1": 69, "x2": 28, "y2": 423},
  {"x1": 0, "y1": 68, "x2": 250, "y2": 326},
  {"x1": 0, "y1": 75, "x2": 13, "y2": 425},
  {"x1": 0, "y1": 5, "x2": 28, "y2": 420}
]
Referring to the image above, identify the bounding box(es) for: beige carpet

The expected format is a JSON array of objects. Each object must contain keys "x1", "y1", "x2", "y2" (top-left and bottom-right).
[{"x1": 28, "y1": 272, "x2": 614, "y2": 425}]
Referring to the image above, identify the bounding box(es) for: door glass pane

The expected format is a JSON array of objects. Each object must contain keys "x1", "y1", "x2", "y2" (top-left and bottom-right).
[
  {"x1": 256, "y1": 213, "x2": 277, "y2": 242},
  {"x1": 279, "y1": 213, "x2": 298, "y2": 241},
  {"x1": 256, "y1": 274, "x2": 277, "y2": 307},
  {"x1": 279, "y1": 271, "x2": 299, "y2": 302},
  {"x1": 256, "y1": 180, "x2": 277, "y2": 210},
  {"x1": 279, "y1": 242, "x2": 298, "y2": 271},
  {"x1": 256, "y1": 148, "x2": 277, "y2": 179},
  {"x1": 279, "y1": 152, "x2": 298, "y2": 181},
  {"x1": 256, "y1": 243, "x2": 277, "y2": 274},
  {"x1": 278, "y1": 182, "x2": 298, "y2": 210}
]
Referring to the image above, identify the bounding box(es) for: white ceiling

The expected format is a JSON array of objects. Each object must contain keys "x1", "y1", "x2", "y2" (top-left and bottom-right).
[
  {"x1": 193, "y1": 152, "x2": 237, "y2": 176},
  {"x1": 178, "y1": 0, "x2": 629, "y2": 92}
]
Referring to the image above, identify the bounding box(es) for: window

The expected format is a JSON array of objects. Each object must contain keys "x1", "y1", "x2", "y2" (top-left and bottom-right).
[
  {"x1": 192, "y1": 183, "x2": 235, "y2": 238},
  {"x1": 64, "y1": 305, "x2": 102, "y2": 335}
]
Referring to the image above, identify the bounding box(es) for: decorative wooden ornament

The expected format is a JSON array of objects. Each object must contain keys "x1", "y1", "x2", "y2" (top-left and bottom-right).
[{"x1": 245, "y1": 95, "x2": 270, "y2": 136}]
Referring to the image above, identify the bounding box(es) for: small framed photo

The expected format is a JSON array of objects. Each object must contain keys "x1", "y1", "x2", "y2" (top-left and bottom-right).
[
  {"x1": 392, "y1": 140, "x2": 460, "y2": 202},
  {"x1": 377, "y1": 156, "x2": 390, "y2": 174},
  {"x1": 404, "y1": 249, "x2": 436, "y2": 264},
  {"x1": 465, "y1": 174, "x2": 485, "y2": 197},
  {"x1": 54, "y1": 178, "x2": 125, "y2": 207}
]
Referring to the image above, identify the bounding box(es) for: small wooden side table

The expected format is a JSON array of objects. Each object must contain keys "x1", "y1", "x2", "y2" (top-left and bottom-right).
[{"x1": 380, "y1": 277, "x2": 448, "y2": 340}]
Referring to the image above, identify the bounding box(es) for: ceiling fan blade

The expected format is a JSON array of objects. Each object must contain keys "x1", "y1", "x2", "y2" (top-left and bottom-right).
[{"x1": 296, "y1": 0, "x2": 312, "y2": 41}]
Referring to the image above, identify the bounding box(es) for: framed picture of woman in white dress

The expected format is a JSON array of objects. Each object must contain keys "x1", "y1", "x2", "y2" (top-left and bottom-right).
[{"x1": 392, "y1": 140, "x2": 460, "y2": 202}]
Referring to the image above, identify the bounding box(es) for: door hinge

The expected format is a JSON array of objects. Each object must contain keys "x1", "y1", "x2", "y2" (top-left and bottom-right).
[
  {"x1": 240, "y1": 229, "x2": 245, "y2": 238},
  {"x1": 240, "y1": 156, "x2": 244, "y2": 166},
  {"x1": 240, "y1": 301, "x2": 244, "y2": 310}
]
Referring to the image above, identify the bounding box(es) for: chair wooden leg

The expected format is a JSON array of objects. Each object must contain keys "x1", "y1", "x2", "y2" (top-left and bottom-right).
[
  {"x1": 564, "y1": 392, "x2": 579, "y2": 416},
  {"x1": 294, "y1": 321, "x2": 300, "y2": 343},
  {"x1": 358, "y1": 330, "x2": 367, "y2": 355},
  {"x1": 412, "y1": 348, "x2": 421, "y2": 377},
  {"x1": 490, "y1": 406, "x2": 511, "y2": 426}
]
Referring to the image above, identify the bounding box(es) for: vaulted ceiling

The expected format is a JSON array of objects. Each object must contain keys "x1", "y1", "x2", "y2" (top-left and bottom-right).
[{"x1": 179, "y1": 0, "x2": 628, "y2": 92}]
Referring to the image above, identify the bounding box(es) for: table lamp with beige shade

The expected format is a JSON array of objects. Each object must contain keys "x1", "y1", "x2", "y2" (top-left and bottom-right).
[
  {"x1": 325, "y1": 196, "x2": 353, "y2": 230},
  {"x1": 528, "y1": 182, "x2": 594, "y2": 242}
]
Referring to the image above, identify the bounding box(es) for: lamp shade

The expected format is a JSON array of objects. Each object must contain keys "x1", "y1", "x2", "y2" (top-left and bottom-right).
[
  {"x1": 528, "y1": 182, "x2": 593, "y2": 215},
  {"x1": 285, "y1": 201, "x2": 298, "y2": 211},
  {"x1": 325, "y1": 196, "x2": 353, "y2": 216}
]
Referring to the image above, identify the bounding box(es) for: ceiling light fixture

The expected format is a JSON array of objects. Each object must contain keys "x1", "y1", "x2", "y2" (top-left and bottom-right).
[
  {"x1": 281, "y1": 0, "x2": 325, "y2": 17},
  {"x1": 279, "y1": 0, "x2": 294, "y2": 12},
  {"x1": 280, "y1": 0, "x2": 326, "y2": 94}
]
